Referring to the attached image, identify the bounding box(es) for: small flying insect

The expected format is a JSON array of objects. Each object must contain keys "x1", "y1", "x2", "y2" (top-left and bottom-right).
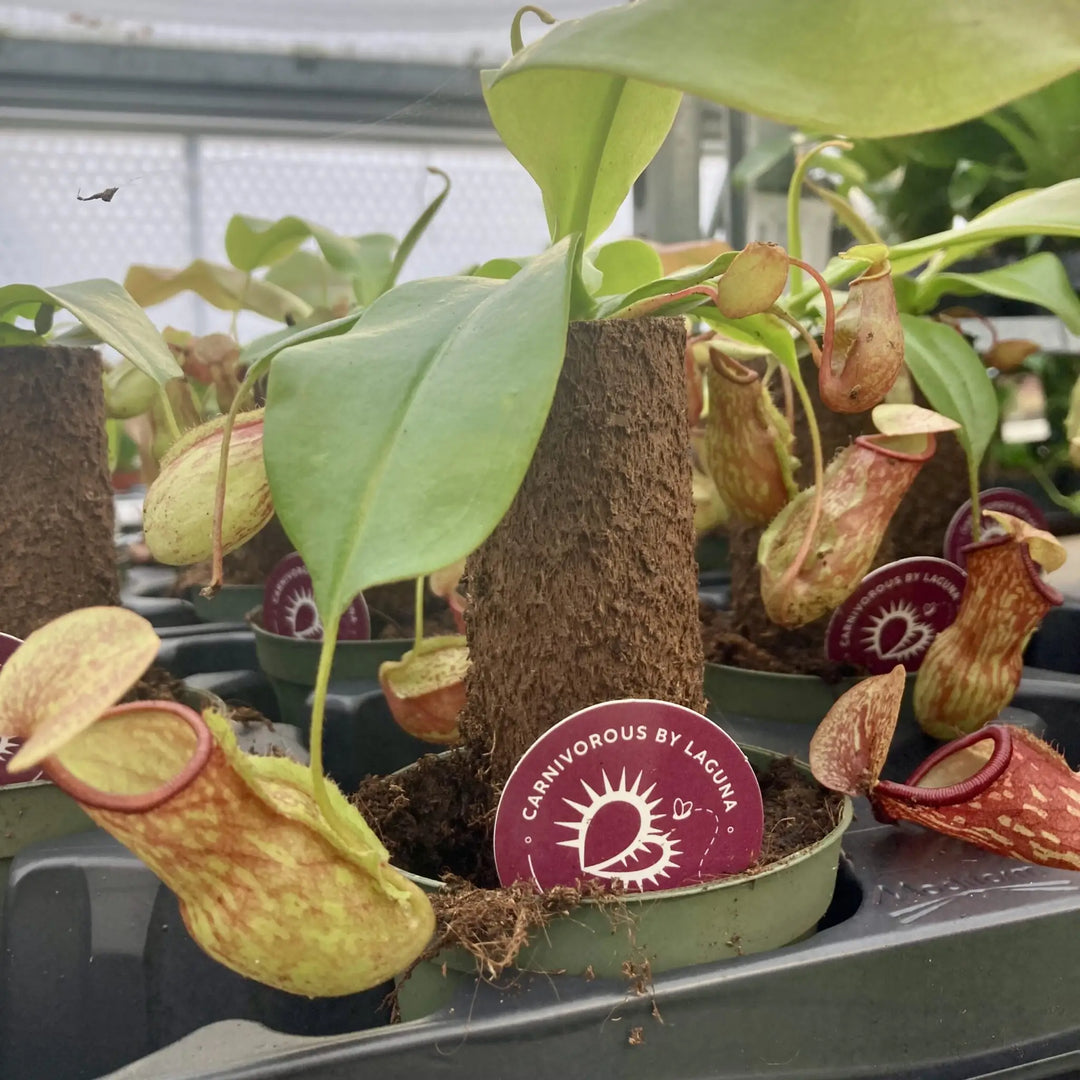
[
  {"x1": 77, "y1": 186, "x2": 119, "y2": 202},
  {"x1": 76, "y1": 177, "x2": 140, "y2": 203}
]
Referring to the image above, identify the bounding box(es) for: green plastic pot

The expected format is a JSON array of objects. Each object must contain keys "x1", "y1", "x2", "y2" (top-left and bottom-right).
[
  {"x1": 0, "y1": 780, "x2": 95, "y2": 915},
  {"x1": 396, "y1": 744, "x2": 852, "y2": 1021},
  {"x1": 252, "y1": 621, "x2": 412, "y2": 724},
  {"x1": 704, "y1": 661, "x2": 917, "y2": 726},
  {"x1": 187, "y1": 585, "x2": 264, "y2": 624},
  {"x1": 251, "y1": 621, "x2": 435, "y2": 785}
]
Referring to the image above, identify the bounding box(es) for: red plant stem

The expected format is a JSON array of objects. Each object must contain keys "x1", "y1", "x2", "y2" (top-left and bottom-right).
[
  {"x1": 207, "y1": 418, "x2": 232, "y2": 595},
  {"x1": 775, "y1": 364, "x2": 825, "y2": 599},
  {"x1": 615, "y1": 283, "x2": 719, "y2": 321},
  {"x1": 787, "y1": 257, "x2": 835, "y2": 372},
  {"x1": 769, "y1": 303, "x2": 823, "y2": 368},
  {"x1": 205, "y1": 380, "x2": 251, "y2": 596}
]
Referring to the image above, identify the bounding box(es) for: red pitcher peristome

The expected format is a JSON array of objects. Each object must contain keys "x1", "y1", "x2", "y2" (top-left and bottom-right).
[
  {"x1": 703, "y1": 347, "x2": 798, "y2": 526},
  {"x1": 811, "y1": 665, "x2": 1080, "y2": 872},
  {"x1": 759, "y1": 433, "x2": 935, "y2": 628},
  {"x1": 914, "y1": 512, "x2": 1065, "y2": 740},
  {"x1": 819, "y1": 259, "x2": 904, "y2": 414}
]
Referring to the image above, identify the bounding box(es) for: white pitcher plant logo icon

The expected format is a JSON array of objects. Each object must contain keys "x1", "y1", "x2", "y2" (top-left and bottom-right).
[
  {"x1": 555, "y1": 768, "x2": 682, "y2": 890},
  {"x1": 862, "y1": 599, "x2": 936, "y2": 663}
]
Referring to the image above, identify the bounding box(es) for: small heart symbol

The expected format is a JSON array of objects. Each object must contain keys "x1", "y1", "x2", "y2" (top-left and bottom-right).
[{"x1": 672, "y1": 798, "x2": 693, "y2": 821}]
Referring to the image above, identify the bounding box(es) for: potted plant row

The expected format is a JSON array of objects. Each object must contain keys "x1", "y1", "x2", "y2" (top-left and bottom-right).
[{"x1": 1, "y1": 1, "x2": 1079, "y2": 1076}]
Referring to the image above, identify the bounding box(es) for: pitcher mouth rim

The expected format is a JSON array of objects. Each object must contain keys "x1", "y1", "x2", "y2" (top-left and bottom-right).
[{"x1": 45, "y1": 700, "x2": 212, "y2": 814}]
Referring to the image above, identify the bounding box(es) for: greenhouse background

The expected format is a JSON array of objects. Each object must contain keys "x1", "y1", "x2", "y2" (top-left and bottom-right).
[{"x1": 0, "y1": 0, "x2": 745, "y2": 341}]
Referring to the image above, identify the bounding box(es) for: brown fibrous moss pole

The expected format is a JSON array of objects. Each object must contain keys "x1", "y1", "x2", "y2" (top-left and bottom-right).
[
  {"x1": 461, "y1": 318, "x2": 706, "y2": 787},
  {"x1": 0, "y1": 346, "x2": 119, "y2": 637}
]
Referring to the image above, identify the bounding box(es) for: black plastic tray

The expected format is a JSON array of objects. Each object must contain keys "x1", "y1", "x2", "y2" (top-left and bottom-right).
[
  {"x1": 3, "y1": 612, "x2": 1077, "y2": 1079},
  {"x1": 6, "y1": 783, "x2": 1080, "y2": 1080}
]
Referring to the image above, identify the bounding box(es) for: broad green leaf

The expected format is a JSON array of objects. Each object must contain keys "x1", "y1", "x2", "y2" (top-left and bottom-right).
[
  {"x1": 385, "y1": 168, "x2": 452, "y2": 292},
  {"x1": 125, "y1": 261, "x2": 311, "y2": 324},
  {"x1": 913, "y1": 252, "x2": 1080, "y2": 333},
  {"x1": 225, "y1": 215, "x2": 361, "y2": 274},
  {"x1": 0, "y1": 280, "x2": 181, "y2": 386},
  {"x1": 471, "y1": 257, "x2": 530, "y2": 280},
  {"x1": 595, "y1": 250, "x2": 736, "y2": 318},
  {"x1": 900, "y1": 314, "x2": 998, "y2": 468},
  {"x1": 493, "y1": 0, "x2": 1080, "y2": 138},
  {"x1": 350, "y1": 234, "x2": 398, "y2": 306},
  {"x1": 0, "y1": 324, "x2": 46, "y2": 347},
  {"x1": 264, "y1": 251, "x2": 355, "y2": 311},
  {"x1": 697, "y1": 309, "x2": 798, "y2": 372},
  {"x1": 106, "y1": 418, "x2": 122, "y2": 471},
  {"x1": 239, "y1": 311, "x2": 364, "y2": 381},
  {"x1": 730, "y1": 131, "x2": 794, "y2": 188},
  {"x1": 482, "y1": 65, "x2": 680, "y2": 245},
  {"x1": 592, "y1": 239, "x2": 664, "y2": 297},
  {"x1": 264, "y1": 237, "x2": 576, "y2": 618},
  {"x1": 889, "y1": 180, "x2": 1080, "y2": 270},
  {"x1": 225, "y1": 212, "x2": 433, "y2": 307}
]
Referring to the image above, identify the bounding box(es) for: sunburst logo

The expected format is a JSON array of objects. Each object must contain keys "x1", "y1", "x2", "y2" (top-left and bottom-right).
[
  {"x1": 284, "y1": 587, "x2": 323, "y2": 639},
  {"x1": 0, "y1": 735, "x2": 16, "y2": 762},
  {"x1": 555, "y1": 768, "x2": 681, "y2": 890},
  {"x1": 862, "y1": 599, "x2": 934, "y2": 662}
]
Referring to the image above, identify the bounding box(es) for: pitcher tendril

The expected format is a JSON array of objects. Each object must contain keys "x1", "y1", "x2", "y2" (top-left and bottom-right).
[
  {"x1": 414, "y1": 575, "x2": 425, "y2": 651},
  {"x1": 786, "y1": 139, "x2": 853, "y2": 294},
  {"x1": 206, "y1": 359, "x2": 263, "y2": 595},
  {"x1": 510, "y1": 5, "x2": 555, "y2": 53}
]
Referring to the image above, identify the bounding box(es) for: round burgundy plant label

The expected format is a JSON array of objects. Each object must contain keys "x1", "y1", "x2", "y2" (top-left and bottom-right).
[
  {"x1": 0, "y1": 632, "x2": 45, "y2": 786},
  {"x1": 262, "y1": 552, "x2": 370, "y2": 641},
  {"x1": 825, "y1": 557, "x2": 967, "y2": 674},
  {"x1": 493, "y1": 699, "x2": 763, "y2": 893},
  {"x1": 943, "y1": 487, "x2": 1048, "y2": 567}
]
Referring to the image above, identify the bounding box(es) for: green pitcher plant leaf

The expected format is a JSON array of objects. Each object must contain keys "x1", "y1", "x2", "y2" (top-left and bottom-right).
[
  {"x1": 239, "y1": 310, "x2": 365, "y2": 376},
  {"x1": 227, "y1": 173, "x2": 450, "y2": 305},
  {"x1": 125, "y1": 260, "x2": 311, "y2": 324},
  {"x1": 225, "y1": 215, "x2": 358, "y2": 274},
  {"x1": 263, "y1": 251, "x2": 355, "y2": 312},
  {"x1": 591, "y1": 238, "x2": 665, "y2": 297},
  {"x1": 349, "y1": 234, "x2": 399, "y2": 306},
  {"x1": 0, "y1": 323, "x2": 46, "y2": 347},
  {"x1": 264, "y1": 236, "x2": 577, "y2": 620},
  {"x1": 470, "y1": 256, "x2": 531, "y2": 280},
  {"x1": 492, "y1": 0, "x2": 1080, "y2": 139},
  {"x1": 0, "y1": 280, "x2": 182, "y2": 386},
  {"x1": 900, "y1": 314, "x2": 999, "y2": 470},
  {"x1": 0, "y1": 607, "x2": 433, "y2": 996},
  {"x1": 595, "y1": 249, "x2": 737, "y2": 319},
  {"x1": 697, "y1": 309, "x2": 798, "y2": 373},
  {"x1": 385, "y1": 167, "x2": 452, "y2": 292},
  {"x1": 888, "y1": 180, "x2": 1080, "y2": 272},
  {"x1": 913, "y1": 252, "x2": 1080, "y2": 334},
  {"x1": 482, "y1": 63, "x2": 680, "y2": 246},
  {"x1": 226, "y1": 220, "x2": 398, "y2": 307}
]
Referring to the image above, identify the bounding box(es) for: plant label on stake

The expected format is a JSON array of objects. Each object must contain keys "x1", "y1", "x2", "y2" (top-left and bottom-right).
[
  {"x1": 825, "y1": 557, "x2": 967, "y2": 674},
  {"x1": 494, "y1": 699, "x2": 763, "y2": 893},
  {"x1": 943, "y1": 488, "x2": 1048, "y2": 568},
  {"x1": 262, "y1": 552, "x2": 370, "y2": 640},
  {"x1": 0, "y1": 632, "x2": 45, "y2": 786}
]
